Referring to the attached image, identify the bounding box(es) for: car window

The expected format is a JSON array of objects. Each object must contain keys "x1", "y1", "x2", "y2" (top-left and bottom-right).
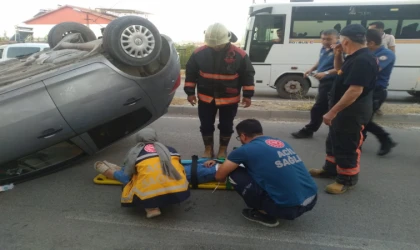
[
  {"x1": 7, "y1": 47, "x2": 41, "y2": 58},
  {"x1": 0, "y1": 48, "x2": 3, "y2": 59}
]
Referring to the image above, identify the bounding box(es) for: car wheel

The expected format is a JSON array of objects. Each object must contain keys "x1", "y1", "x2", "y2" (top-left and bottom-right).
[
  {"x1": 275, "y1": 75, "x2": 310, "y2": 99},
  {"x1": 407, "y1": 90, "x2": 420, "y2": 97},
  {"x1": 103, "y1": 16, "x2": 162, "y2": 67},
  {"x1": 47, "y1": 22, "x2": 97, "y2": 48}
]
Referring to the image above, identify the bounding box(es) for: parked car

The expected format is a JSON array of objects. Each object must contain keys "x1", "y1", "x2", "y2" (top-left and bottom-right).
[
  {"x1": 0, "y1": 43, "x2": 50, "y2": 62},
  {"x1": 0, "y1": 16, "x2": 181, "y2": 185}
]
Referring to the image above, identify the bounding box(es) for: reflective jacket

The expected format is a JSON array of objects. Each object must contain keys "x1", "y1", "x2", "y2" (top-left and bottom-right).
[
  {"x1": 121, "y1": 146, "x2": 190, "y2": 204},
  {"x1": 184, "y1": 43, "x2": 255, "y2": 106}
]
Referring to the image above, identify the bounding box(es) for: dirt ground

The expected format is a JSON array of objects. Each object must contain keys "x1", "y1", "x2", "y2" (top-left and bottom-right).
[{"x1": 170, "y1": 97, "x2": 420, "y2": 115}]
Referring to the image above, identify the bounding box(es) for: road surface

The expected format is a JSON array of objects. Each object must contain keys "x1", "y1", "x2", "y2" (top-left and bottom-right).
[
  {"x1": 176, "y1": 79, "x2": 420, "y2": 103},
  {"x1": 1, "y1": 116, "x2": 419, "y2": 250}
]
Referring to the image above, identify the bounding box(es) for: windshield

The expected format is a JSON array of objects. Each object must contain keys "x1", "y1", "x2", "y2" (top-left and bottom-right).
[
  {"x1": 7, "y1": 47, "x2": 40, "y2": 58},
  {"x1": 0, "y1": 48, "x2": 3, "y2": 59}
]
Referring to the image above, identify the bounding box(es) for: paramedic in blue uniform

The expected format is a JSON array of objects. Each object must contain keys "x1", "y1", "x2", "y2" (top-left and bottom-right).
[
  {"x1": 364, "y1": 29, "x2": 397, "y2": 156},
  {"x1": 309, "y1": 24, "x2": 378, "y2": 195},
  {"x1": 215, "y1": 119, "x2": 318, "y2": 227},
  {"x1": 292, "y1": 29, "x2": 339, "y2": 139}
]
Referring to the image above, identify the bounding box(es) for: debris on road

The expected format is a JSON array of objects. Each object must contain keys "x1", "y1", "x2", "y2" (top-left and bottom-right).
[{"x1": 0, "y1": 183, "x2": 14, "y2": 192}]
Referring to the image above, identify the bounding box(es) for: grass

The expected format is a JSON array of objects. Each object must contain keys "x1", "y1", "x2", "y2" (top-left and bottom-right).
[{"x1": 170, "y1": 97, "x2": 420, "y2": 115}]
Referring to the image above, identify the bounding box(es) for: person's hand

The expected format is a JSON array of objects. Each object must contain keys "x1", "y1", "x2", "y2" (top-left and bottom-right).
[
  {"x1": 323, "y1": 111, "x2": 337, "y2": 126},
  {"x1": 304, "y1": 69, "x2": 313, "y2": 78},
  {"x1": 241, "y1": 97, "x2": 251, "y2": 108},
  {"x1": 331, "y1": 44, "x2": 343, "y2": 56},
  {"x1": 204, "y1": 160, "x2": 216, "y2": 168},
  {"x1": 314, "y1": 72, "x2": 326, "y2": 80},
  {"x1": 187, "y1": 95, "x2": 197, "y2": 106}
]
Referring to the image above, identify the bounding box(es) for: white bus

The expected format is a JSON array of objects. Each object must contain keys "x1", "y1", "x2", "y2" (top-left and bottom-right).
[{"x1": 242, "y1": 0, "x2": 420, "y2": 98}]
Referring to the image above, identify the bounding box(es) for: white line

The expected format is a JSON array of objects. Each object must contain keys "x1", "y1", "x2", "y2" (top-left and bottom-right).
[{"x1": 65, "y1": 212, "x2": 419, "y2": 250}]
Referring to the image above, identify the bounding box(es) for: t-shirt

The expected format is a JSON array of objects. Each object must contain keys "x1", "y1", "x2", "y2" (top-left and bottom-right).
[
  {"x1": 227, "y1": 135, "x2": 318, "y2": 207},
  {"x1": 330, "y1": 47, "x2": 378, "y2": 105},
  {"x1": 317, "y1": 46, "x2": 336, "y2": 81},
  {"x1": 382, "y1": 33, "x2": 396, "y2": 49},
  {"x1": 373, "y1": 46, "x2": 396, "y2": 89}
]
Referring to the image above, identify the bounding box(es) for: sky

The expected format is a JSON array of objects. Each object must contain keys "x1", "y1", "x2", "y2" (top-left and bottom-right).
[{"x1": 0, "y1": 0, "x2": 415, "y2": 43}]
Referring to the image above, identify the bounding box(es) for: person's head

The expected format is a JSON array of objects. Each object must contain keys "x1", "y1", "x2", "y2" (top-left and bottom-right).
[
  {"x1": 368, "y1": 21, "x2": 385, "y2": 33},
  {"x1": 320, "y1": 29, "x2": 339, "y2": 48},
  {"x1": 135, "y1": 127, "x2": 158, "y2": 143},
  {"x1": 276, "y1": 29, "x2": 283, "y2": 39},
  {"x1": 235, "y1": 119, "x2": 263, "y2": 144},
  {"x1": 204, "y1": 23, "x2": 231, "y2": 51},
  {"x1": 339, "y1": 24, "x2": 367, "y2": 54},
  {"x1": 366, "y1": 29, "x2": 383, "y2": 51}
]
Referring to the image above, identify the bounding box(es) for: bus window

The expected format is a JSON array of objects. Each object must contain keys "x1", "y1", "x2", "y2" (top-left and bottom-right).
[
  {"x1": 249, "y1": 14, "x2": 286, "y2": 63},
  {"x1": 367, "y1": 20, "x2": 399, "y2": 36},
  {"x1": 292, "y1": 20, "x2": 347, "y2": 38},
  {"x1": 399, "y1": 19, "x2": 420, "y2": 38}
]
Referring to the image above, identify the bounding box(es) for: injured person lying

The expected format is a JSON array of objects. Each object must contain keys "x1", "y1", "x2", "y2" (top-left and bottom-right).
[{"x1": 94, "y1": 127, "x2": 236, "y2": 218}]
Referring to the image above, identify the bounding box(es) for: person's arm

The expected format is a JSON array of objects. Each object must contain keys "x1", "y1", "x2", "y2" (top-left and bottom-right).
[
  {"x1": 377, "y1": 52, "x2": 396, "y2": 72},
  {"x1": 184, "y1": 52, "x2": 199, "y2": 96},
  {"x1": 388, "y1": 35, "x2": 396, "y2": 53},
  {"x1": 239, "y1": 54, "x2": 255, "y2": 99},
  {"x1": 334, "y1": 52, "x2": 344, "y2": 71},
  {"x1": 329, "y1": 85, "x2": 364, "y2": 114},
  {"x1": 215, "y1": 147, "x2": 247, "y2": 181}
]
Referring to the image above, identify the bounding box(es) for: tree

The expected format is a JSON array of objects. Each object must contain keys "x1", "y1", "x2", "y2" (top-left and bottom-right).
[{"x1": 175, "y1": 43, "x2": 198, "y2": 69}]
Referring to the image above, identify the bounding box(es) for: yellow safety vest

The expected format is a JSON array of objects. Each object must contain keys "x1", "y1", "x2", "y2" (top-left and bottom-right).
[{"x1": 121, "y1": 154, "x2": 189, "y2": 203}]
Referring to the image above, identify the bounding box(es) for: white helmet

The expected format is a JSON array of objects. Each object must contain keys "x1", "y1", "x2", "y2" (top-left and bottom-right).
[{"x1": 204, "y1": 23, "x2": 231, "y2": 47}]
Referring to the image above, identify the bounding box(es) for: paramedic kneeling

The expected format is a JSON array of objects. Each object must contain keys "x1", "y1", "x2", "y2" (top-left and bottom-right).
[{"x1": 215, "y1": 119, "x2": 318, "y2": 227}]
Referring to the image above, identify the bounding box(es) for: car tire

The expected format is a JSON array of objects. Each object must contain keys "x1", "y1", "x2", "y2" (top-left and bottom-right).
[
  {"x1": 102, "y1": 16, "x2": 162, "y2": 67},
  {"x1": 47, "y1": 22, "x2": 97, "y2": 48},
  {"x1": 407, "y1": 90, "x2": 420, "y2": 97},
  {"x1": 275, "y1": 75, "x2": 310, "y2": 99}
]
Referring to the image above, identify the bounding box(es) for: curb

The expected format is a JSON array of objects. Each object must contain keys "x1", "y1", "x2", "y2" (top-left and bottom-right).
[{"x1": 167, "y1": 106, "x2": 420, "y2": 125}]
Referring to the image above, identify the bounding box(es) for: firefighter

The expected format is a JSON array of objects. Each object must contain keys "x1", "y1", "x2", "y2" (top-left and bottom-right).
[
  {"x1": 309, "y1": 24, "x2": 379, "y2": 194},
  {"x1": 364, "y1": 29, "x2": 397, "y2": 155},
  {"x1": 184, "y1": 23, "x2": 255, "y2": 159}
]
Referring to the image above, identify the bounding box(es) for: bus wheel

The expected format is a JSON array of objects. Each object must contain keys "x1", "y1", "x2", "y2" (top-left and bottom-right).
[
  {"x1": 407, "y1": 91, "x2": 420, "y2": 97},
  {"x1": 275, "y1": 75, "x2": 310, "y2": 99}
]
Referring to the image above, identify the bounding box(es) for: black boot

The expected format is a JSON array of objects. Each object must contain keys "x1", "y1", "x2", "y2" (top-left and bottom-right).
[
  {"x1": 291, "y1": 128, "x2": 313, "y2": 139},
  {"x1": 378, "y1": 137, "x2": 397, "y2": 156}
]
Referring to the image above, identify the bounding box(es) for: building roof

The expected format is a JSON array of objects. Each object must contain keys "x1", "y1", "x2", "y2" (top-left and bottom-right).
[{"x1": 22, "y1": 5, "x2": 120, "y2": 24}]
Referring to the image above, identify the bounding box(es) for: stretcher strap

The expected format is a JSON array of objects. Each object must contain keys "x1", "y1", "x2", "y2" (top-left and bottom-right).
[{"x1": 190, "y1": 155, "x2": 199, "y2": 189}]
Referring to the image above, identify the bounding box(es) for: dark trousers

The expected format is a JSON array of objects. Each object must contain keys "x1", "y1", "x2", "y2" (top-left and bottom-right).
[
  {"x1": 304, "y1": 79, "x2": 334, "y2": 132},
  {"x1": 363, "y1": 88, "x2": 389, "y2": 143},
  {"x1": 198, "y1": 100, "x2": 238, "y2": 137},
  {"x1": 229, "y1": 168, "x2": 317, "y2": 220},
  {"x1": 323, "y1": 112, "x2": 369, "y2": 186}
]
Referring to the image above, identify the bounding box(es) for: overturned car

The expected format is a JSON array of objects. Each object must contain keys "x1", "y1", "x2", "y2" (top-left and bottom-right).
[{"x1": 0, "y1": 16, "x2": 181, "y2": 184}]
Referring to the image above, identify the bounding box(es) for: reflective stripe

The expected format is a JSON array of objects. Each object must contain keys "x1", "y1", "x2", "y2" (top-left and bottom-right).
[
  {"x1": 301, "y1": 194, "x2": 316, "y2": 206},
  {"x1": 199, "y1": 70, "x2": 239, "y2": 80},
  {"x1": 326, "y1": 155, "x2": 336, "y2": 164},
  {"x1": 215, "y1": 95, "x2": 240, "y2": 105},
  {"x1": 185, "y1": 82, "x2": 196, "y2": 87},
  {"x1": 121, "y1": 181, "x2": 189, "y2": 202},
  {"x1": 198, "y1": 93, "x2": 214, "y2": 103},
  {"x1": 337, "y1": 125, "x2": 364, "y2": 176},
  {"x1": 243, "y1": 86, "x2": 255, "y2": 91}
]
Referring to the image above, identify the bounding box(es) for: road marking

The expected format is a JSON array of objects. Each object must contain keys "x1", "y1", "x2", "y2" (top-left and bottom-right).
[{"x1": 66, "y1": 212, "x2": 419, "y2": 250}]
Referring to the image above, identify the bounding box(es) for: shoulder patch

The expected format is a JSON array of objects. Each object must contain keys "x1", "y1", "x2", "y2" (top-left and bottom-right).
[
  {"x1": 265, "y1": 139, "x2": 285, "y2": 148},
  {"x1": 193, "y1": 45, "x2": 208, "y2": 54},
  {"x1": 231, "y1": 44, "x2": 247, "y2": 57},
  {"x1": 379, "y1": 55, "x2": 388, "y2": 61}
]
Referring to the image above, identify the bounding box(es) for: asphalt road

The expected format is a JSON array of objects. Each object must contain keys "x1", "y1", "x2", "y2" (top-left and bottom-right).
[
  {"x1": 176, "y1": 79, "x2": 420, "y2": 103},
  {"x1": 1, "y1": 116, "x2": 420, "y2": 250}
]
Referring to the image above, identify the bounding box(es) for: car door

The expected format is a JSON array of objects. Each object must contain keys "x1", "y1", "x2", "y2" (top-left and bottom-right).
[
  {"x1": 43, "y1": 62, "x2": 152, "y2": 146},
  {"x1": 0, "y1": 82, "x2": 76, "y2": 165}
]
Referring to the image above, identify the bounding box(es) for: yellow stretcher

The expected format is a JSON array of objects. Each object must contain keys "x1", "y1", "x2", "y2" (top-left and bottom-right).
[{"x1": 93, "y1": 156, "x2": 234, "y2": 190}]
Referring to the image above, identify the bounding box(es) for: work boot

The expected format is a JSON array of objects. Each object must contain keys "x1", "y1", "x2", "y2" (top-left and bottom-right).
[
  {"x1": 378, "y1": 137, "x2": 397, "y2": 156},
  {"x1": 325, "y1": 182, "x2": 354, "y2": 194},
  {"x1": 291, "y1": 128, "x2": 313, "y2": 139},
  {"x1": 217, "y1": 135, "x2": 231, "y2": 159},
  {"x1": 202, "y1": 135, "x2": 214, "y2": 158},
  {"x1": 309, "y1": 169, "x2": 336, "y2": 179}
]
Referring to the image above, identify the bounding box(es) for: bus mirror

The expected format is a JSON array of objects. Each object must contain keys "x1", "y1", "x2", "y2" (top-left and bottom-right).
[{"x1": 246, "y1": 17, "x2": 255, "y2": 31}]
